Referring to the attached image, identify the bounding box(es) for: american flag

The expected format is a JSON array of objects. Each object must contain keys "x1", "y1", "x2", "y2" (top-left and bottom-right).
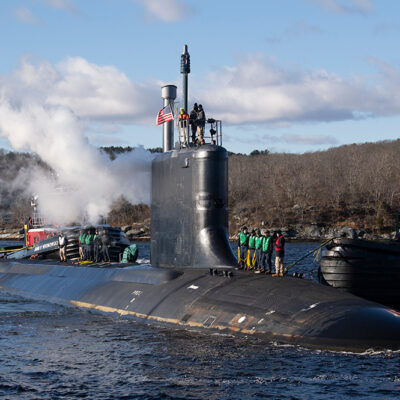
[{"x1": 156, "y1": 105, "x2": 174, "y2": 125}]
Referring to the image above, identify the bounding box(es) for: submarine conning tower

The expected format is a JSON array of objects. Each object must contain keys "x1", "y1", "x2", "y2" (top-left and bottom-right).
[
  {"x1": 151, "y1": 59, "x2": 236, "y2": 269},
  {"x1": 151, "y1": 144, "x2": 236, "y2": 269}
]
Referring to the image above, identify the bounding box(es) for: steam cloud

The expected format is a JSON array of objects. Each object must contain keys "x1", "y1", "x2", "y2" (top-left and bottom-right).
[{"x1": 0, "y1": 58, "x2": 155, "y2": 225}]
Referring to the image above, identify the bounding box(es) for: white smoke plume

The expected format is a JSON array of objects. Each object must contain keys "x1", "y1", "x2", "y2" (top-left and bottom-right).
[{"x1": 0, "y1": 57, "x2": 156, "y2": 225}]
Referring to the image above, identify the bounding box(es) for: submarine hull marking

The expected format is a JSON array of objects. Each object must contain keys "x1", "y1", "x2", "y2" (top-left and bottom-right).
[
  {"x1": 69, "y1": 299, "x2": 287, "y2": 337},
  {"x1": 202, "y1": 316, "x2": 217, "y2": 327}
]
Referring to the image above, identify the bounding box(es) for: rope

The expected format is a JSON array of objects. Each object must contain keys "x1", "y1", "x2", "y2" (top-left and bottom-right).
[
  {"x1": 0, "y1": 245, "x2": 33, "y2": 254},
  {"x1": 0, "y1": 248, "x2": 24, "y2": 253},
  {"x1": 283, "y1": 238, "x2": 335, "y2": 275}
]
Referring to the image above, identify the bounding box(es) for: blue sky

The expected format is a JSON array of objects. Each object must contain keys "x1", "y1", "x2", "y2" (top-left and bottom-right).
[{"x1": 0, "y1": 0, "x2": 400, "y2": 154}]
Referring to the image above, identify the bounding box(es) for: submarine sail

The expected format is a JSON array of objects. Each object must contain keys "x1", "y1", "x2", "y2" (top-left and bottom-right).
[{"x1": 151, "y1": 145, "x2": 236, "y2": 269}]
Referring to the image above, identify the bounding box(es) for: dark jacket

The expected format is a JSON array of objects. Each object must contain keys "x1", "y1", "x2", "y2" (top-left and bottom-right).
[{"x1": 197, "y1": 109, "x2": 206, "y2": 127}]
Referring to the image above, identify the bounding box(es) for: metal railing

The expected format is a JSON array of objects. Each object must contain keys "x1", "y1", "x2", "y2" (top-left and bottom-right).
[
  {"x1": 176, "y1": 117, "x2": 223, "y2": 148},
  {"x1": 31, "y1": 212, "x2": 49, "y2": 228}
]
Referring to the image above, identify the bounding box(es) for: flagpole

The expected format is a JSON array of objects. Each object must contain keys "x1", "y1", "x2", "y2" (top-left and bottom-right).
[{"x1": 161, "y1": 85, "x2": 177, "y2": 152}]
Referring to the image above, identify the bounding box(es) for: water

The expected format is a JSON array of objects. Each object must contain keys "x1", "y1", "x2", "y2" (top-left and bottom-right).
[{"x1": 0, "y1": 242, "x2": 399, "y2": 399}]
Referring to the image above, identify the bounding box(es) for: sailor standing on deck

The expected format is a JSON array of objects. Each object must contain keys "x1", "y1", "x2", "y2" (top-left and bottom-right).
[
  {"x1": 85, "y1": 229, "x2": 94, "y2": 261},
  {"x1": 254, "y1": 229, "x2": 264, "y2": 271},
  {"x1": 196, "y1": 104, "x2": 206, "y2": 145},
  {"x1": 178, "y1": 107, "x2": 190, "y2": 145},
  {"x1": 93, "y1": 230, "x2": 102, "y2": 263},
  {"x1": 273, "y1": 230, "x2": 285, "y2": 277},
  {"x1": 248, "y1": 230, "x2": 256, "y2": 270},
  {"x1": 189, "y1": 103, "x2": 198, "y2": 143},
  {"x1": 101, "y1": 231, "x2": 111, "y2": 262},
  {"x1": 78, "y1": 230, "x2": 85, "y2": 260},
  {"x1": 238, "y1": 226, "x2": 249, "y2": 269},
  {"x1": 58, "y1": 232, "x2": 68, "y2": 262},
  {"x1": 261, "y1": 230, "x2": 273, "y2": 273}
]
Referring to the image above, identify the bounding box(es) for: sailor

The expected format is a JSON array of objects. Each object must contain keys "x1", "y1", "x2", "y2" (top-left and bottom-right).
[
  {"x1": 189, "y1": 103, "x2": 198, "y2": 143},
  {"x1": 58, "y1": 232, "x2": 68, "y2": 262},
  {"x1": 178, "y1": 107, "x2": 190, "y2": 145},
  {"x1": 101, "y1": 231, "x2": 111, "y2": 262},
  {"x1": 273, "y1": 230, "x2": 285, "y2": 277},
  {"x1": 261, "y1": 230, "x2": 273, "y2": 273},
  {"x1": 254, "y1": 229, "x2": 264, "y2": 271},
  {"x1": 248, "y1": 229, "x2": 256, "y2": 270},
  {"x1": 93, "y1": 230, "x2": 102, "y2": 263},
  {"x1": 238, "y1": 226, "x2": 249, "y2": 269},
  {"x1": 78, "y1": 230, "x2": 86, "y2": 260},
  {"x1": 85, "y1": 229, "x2": 94, "y2": 261},
  {"x1": 196, "y1": 104, "x2": 206, "y2": 144},
  {"x1": 121, "y1": 244, "x2": 139, "y2": 263}
]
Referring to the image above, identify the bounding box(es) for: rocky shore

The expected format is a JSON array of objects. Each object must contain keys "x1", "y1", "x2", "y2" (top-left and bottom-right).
[
  {"x1": 229, "y1": 224, "x2": 397, "y2": 241},
  {"x1": 1, "y1": 223, "x2": 396, "y2": 242},
  {"x1": 0, "y1": 229, "x2": 24, "y2": 241}
]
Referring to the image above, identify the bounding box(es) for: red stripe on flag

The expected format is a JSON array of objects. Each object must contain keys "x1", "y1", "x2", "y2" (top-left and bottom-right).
[{"x1": 156, "y1": 107, "x2": 174, "y2": 126}]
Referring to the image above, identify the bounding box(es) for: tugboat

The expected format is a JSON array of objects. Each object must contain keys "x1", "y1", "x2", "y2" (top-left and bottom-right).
[
  {"x1": 320, "y1": 238, "x2": 400, "y2": 309},
  {"x1": 0, "y1": 46, "x2": 399, "y2": 352},
  {"x1": 3, "y1": 205, "x2": 130, "y2": 262}
]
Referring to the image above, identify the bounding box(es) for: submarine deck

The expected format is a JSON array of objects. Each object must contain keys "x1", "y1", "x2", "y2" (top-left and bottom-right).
[{"x1": 0, "y1": 259, "x2": 400, "y2": 352}]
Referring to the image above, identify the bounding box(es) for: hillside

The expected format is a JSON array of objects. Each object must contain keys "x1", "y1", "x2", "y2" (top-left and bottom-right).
[
  {"x1": 1, "y1": 140, "x2": 399, "y2": 238},
  {"x1": 228, "y1": 140, "x2": 400, "y2": 235}
]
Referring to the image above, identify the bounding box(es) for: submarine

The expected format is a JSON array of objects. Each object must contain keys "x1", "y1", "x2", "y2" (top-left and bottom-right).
[{"x1": 0, "y1": 46, "x2": 400, "y2": 352}]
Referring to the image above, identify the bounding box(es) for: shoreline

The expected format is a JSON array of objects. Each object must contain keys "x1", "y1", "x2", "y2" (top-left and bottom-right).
[{"x1": 1, "y1": 225, "x2": 397, "y2": 243}]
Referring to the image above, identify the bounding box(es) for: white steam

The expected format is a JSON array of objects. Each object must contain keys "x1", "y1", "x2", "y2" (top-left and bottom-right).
[{"x1": 0, "y1": 57, "x2": 155, "y2": 225}]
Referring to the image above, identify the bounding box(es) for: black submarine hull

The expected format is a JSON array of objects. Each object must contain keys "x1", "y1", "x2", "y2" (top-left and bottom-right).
[
  {"x1": 1, "y1": 145, "x2": 400, "y2": 352},
  {"x1": 1, "y1": 260, "x2": 400, "y2": 352},
  {"x1": 320, "y1": 238, "x2": 400, "y2": 308}
]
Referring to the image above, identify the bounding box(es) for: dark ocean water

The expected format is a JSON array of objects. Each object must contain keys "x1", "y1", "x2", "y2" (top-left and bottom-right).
[{"x1": 0, "y1": 241, "x2": 399, "y2": 400}]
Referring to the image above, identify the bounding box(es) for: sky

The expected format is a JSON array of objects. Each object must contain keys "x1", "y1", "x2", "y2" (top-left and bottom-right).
[{"x1": 0, "y1": 0, "x2": 400, "y2": 154}]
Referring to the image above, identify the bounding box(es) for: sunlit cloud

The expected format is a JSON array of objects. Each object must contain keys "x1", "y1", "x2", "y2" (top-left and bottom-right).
[
  {"x1": 196, "y1": 54, "x2": 400, "y2": 126},
  {"x1": 281, "y1": 133, "x2": 338, "y2": 145},
  {"x1": 0, "y1": 56, "x2": 160, "y2": 126},
  {"x1": 134, "y1": 0, "x2": 193, "y2": 22},
  {"x1": 3, "y1": 54, "x2": 400, "y2": 142}
]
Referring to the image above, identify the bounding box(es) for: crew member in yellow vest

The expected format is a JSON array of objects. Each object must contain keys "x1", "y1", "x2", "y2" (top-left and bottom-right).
[
  {"x1": 178, "y1": 107, "x2": 189, "y2": 145},
  {"x1": 248, "y1": 230, "x2": 256, "y2": 269}
]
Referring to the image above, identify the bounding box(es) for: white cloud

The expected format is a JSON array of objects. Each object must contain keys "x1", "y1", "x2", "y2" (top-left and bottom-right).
[
  {"x1": 1, "y1": 56, "x2": 160, "y2": 125},
  {"x1": 227, "y1": 132, "x2": 337, "y2": 146},
  {"x1": 281, "y1": 133, "x2": 337, "y2": 145},
  {"x1": 134, "y1": 0, "x2": 192, "y2": 22},
  {"x1": 14, "y1": 6, "x2": 41, "y2": 25},
  {"x1": 311, "y1": 0, "x2": 373, "y2": 14},
  {"x1": 196, "y1": 54, "x2": 400, "y2": 126},
  {"x1": 4, "y1": 54, "x2": 400, "y2": 134}
]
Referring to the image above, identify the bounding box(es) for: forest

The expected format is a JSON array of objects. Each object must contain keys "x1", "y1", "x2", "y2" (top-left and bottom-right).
[
  {"x1": 1, "y1": 139, "x2": 399, "y2": 234},
  {"x1": 227, "y1": 140, "x2": 400, "y2": 234}
]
